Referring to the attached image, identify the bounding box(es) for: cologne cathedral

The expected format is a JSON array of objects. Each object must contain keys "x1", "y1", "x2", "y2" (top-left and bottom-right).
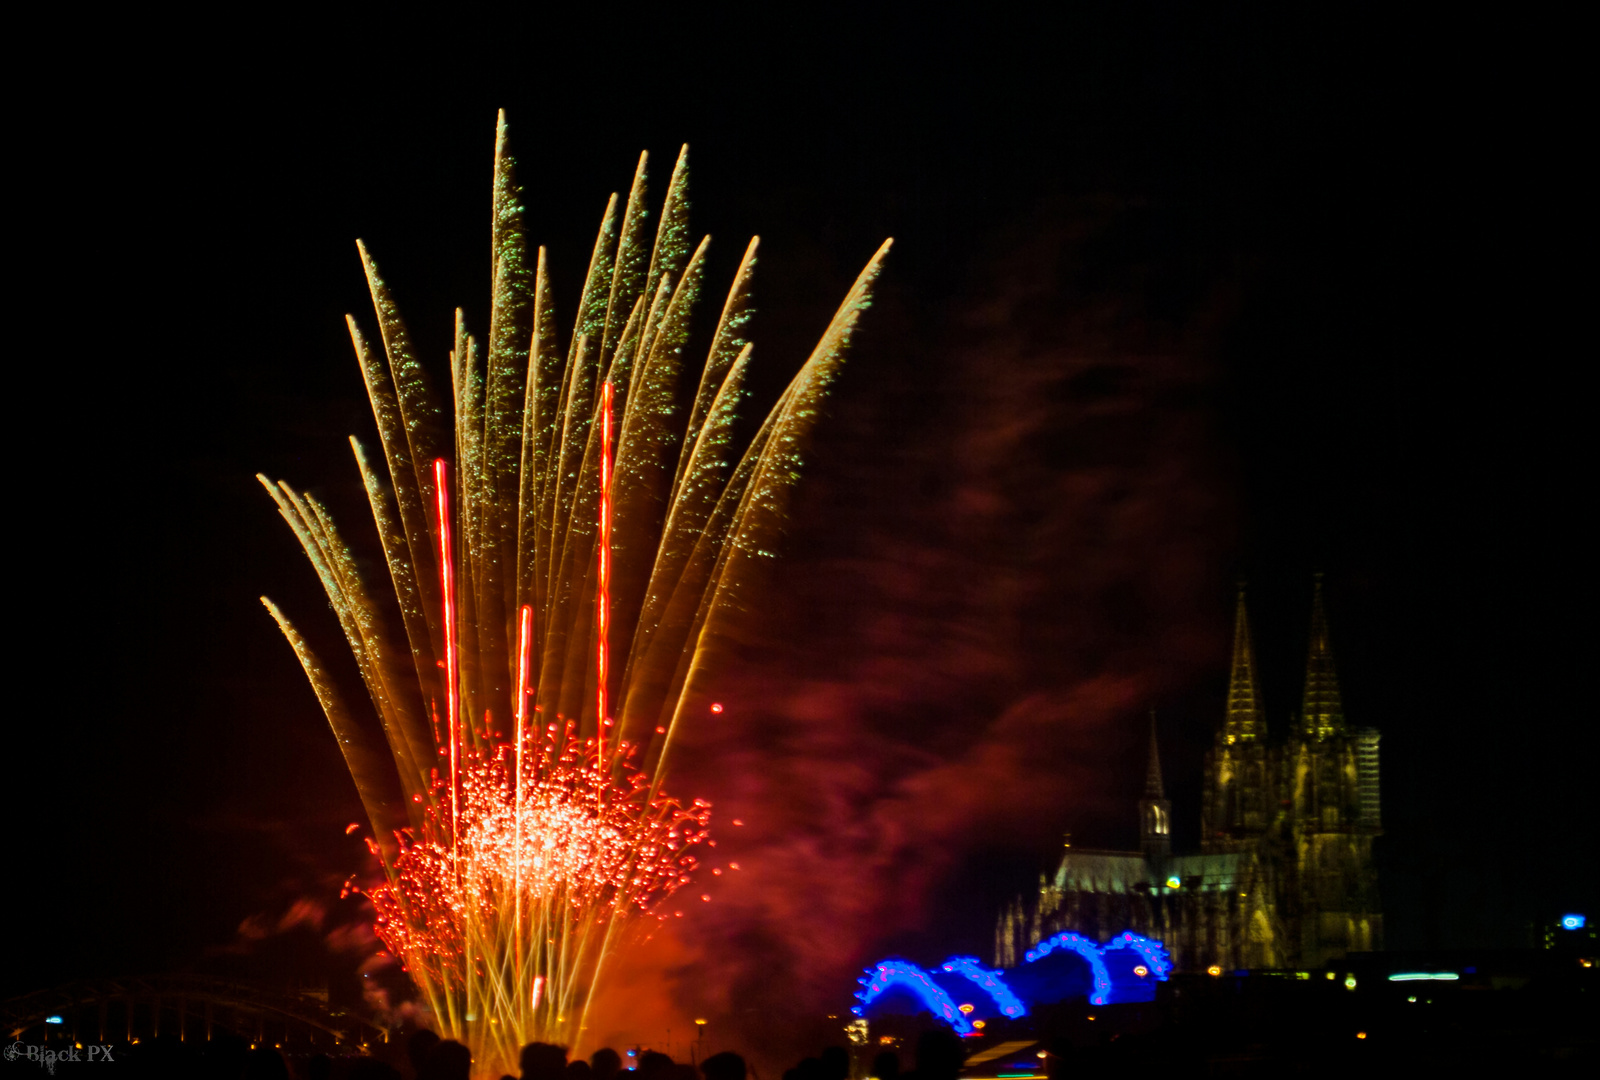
[{"x1": 996, "y1": 578, "x2": 1382, "y2": 973}]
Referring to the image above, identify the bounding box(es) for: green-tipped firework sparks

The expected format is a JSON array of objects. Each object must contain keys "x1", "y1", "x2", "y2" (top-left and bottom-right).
[{"x1": 258, "y1": 111, "x2": 890, "y2": 1071}]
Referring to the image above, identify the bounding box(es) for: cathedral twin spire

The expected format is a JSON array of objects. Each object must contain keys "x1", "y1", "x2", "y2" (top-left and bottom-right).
[
  {"x1": 1224, "y1": 586, "x2": 1267, "y2": 744},
  {"x1": 1222, "y1": 577, "x2": 1347, "y2": 745},
  {"x1": 1299, "y1": 574, "x2": 1346, "y2": 739}
]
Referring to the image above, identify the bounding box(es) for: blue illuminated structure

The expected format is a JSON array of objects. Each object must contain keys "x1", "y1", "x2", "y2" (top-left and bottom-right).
[
  {"x1": 1560, "y1": 914, "x2": 1586, "y2": 930},
  {"x1": 1024, "y1": 932, "x2": 1113, "y2": 1005},
  {"x1": 855, "y1": 960, "x2": 971, "y2": 1033},
  {"x1": 939, "y1": 956, "x2": 1028, "y2": 1018},
  {"x1": 856, "y1": 932, "x2": 1172, "y2": 1030},
  {"x1": 1105, "y1": 931, "x2": 1172, "y2": 980}
]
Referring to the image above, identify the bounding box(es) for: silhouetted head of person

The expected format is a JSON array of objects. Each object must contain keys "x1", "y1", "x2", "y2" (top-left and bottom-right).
[
  {"x1": 350, "y1": 1060, "x2": 403, "y2": 1080},
  {"x1": 241, "y1": 1047, "x2": 290, "y2": 1080},
  {"x1": 520, "y1": 1042, "x2": 570, "y2": 1080},
  {"x1": 870, "y1": 1050, "x2": 899, "y2": 1080},
  {"x1": 306, "y1": 1053, "x2": 334, "y2": 1080},
  {"x1": 701, "y1": 1051, "x2": 748, "y2": 1080},
  {"x1": 591, "y1": 1047, "x2": 623, "y2": 1080},
  {"x1": 913, "y1": 1030, "x2": 964, "y2": 1080},
  {"x1": 820, "y1": 1046, "x2": 849, "y2": 1080},
  {"x1": 409, "y1": 1029, "x2": 443, "y2": 1072},
  {"x1": 205, "y1": 1032, "x2": 249, "y2": 1073},
  {"x1": 567, "y1": 1058, "x2": 594, "y2": 1080},
  {"x1": 638, "y1": 1048, "x2": 676, "y2": 1080},
  {"x1": 419, "y1": 1039, "x2": 473, "y2": 1080},
  {"x1": 794, "y1": 1056, "x2": 824, "y2": 1080}
]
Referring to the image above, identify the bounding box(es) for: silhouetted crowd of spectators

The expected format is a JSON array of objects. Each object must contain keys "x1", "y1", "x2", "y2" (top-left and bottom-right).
[{"x1": 200, "y1": 1026, "x2": 971, "y2": 1080}]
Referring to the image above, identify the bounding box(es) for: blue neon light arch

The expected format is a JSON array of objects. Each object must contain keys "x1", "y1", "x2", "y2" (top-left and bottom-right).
[
  {"x1": 855, "y1": 931, "x2": 1172, "y2": 1030},
  {"x1": 1024, "y1": 932, "x2": 1113, "y2": 1006},
  {"x1": 854, "y1": 960, "x2": 972, "y2": 1034},
  {"x1": 1104, "y1": 931, "x2": 1172, "y2": 980},
  {"x1": 939, "y1": 956, "x2": 1028, "y2": 1018}
]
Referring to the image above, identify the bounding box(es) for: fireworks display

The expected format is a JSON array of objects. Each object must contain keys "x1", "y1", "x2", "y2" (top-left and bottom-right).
[{"x1": 257, "y1": 111, "x2": 890, "y2": 1069}]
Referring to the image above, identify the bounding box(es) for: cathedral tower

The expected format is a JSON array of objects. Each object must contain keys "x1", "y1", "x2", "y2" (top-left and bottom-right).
[
  {"x1": 1224, "y1": 586, "x2": 1266, "y2": 745},
  {"x1": 1284, "y1": 575, "x2": 1383, "y2": 965},
  {"x1": 1202, "y1": 586, "x2": 1272, "y2": 850},
  {"x1": 1138, "y1": 712, "x2": 1171, "y2": 860},
  {"x1": 1299, "y1": 574, "x2": 1346, "y2": 740}
]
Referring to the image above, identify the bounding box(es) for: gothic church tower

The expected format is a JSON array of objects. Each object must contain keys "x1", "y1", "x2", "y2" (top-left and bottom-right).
[
  {"x1": 1138, "y1": 712, "x2": 1172, "y2": 860},
  {"x1": 1201, "y1": 587, "x2": 1273, "y2": 851},
  {"x1": 1283, "y1": 575, "x2": 1383, "y2": 965}
]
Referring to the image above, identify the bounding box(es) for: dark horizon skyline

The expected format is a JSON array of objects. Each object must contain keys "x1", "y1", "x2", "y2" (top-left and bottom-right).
[{"x1": 11, "y1": 7, "x2": 1590, "y2": 1055}]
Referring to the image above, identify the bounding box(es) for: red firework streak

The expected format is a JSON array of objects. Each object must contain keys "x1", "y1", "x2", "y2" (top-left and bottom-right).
[
  {"x1": 514, "y1": 602, "x2": 533, "y2": 907},
  {"x1": 597, "y1": 381, "x2": 614, "y2": 771},
  {"x1": 433, "y1": 458, "x2": 461, "y2": 860},
  {"x1": 515, "y1": 598, "x2": 534, "y2": 947}
]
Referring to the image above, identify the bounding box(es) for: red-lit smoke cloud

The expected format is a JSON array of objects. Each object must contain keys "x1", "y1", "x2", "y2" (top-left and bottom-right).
[{"x1": 642, "y1": 204, "x2": 1235, "y2": 1065}]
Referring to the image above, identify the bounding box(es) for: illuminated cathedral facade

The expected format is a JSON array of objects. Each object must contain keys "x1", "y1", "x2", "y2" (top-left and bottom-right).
[{"x1": 996, "y1": 578, "x2": 1383, "y2": 973}]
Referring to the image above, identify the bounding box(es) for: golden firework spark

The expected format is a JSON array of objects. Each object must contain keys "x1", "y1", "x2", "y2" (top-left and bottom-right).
[{"x1": 258, "y1": 111, "x2": 890, "y2": 1071}]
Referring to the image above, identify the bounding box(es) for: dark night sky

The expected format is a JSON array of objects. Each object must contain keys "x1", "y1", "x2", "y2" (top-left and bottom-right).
[{"x1": 12, "y1": 3, "x2": 1591, "y2": 1053}]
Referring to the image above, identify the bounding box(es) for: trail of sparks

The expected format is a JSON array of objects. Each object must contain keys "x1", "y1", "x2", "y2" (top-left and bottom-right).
[
  {"x1": 515, "y1": 603, "x2": 532, "y2": 917},
  {"x1": 436, "y1": 457, "x2": 461, "y2": 861},
  {"x1": 258, "y1": 109, "x2": 890, "y2": 1073},
  {"x1": 597, "y1": 381, "x2": 613, "y2": 773},
  {"x1": 363, "y1": 722, "x2": 710, "y2": 1066}
]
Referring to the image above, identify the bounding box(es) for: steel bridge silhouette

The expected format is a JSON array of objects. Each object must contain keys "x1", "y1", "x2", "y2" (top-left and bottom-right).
[{"x1": 3, "y1": 974, "x2": 390, "y2": 1051}]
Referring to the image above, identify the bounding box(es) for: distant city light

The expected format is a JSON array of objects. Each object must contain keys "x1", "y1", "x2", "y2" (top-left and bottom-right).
[
  {"x1": 1207, "y1": 965, "x2": 1222, "y2": 977},
  {"x1": 1560, "y1": 913, "x2": 1586, "y2": 930},
  {"x1": 1166, "y1": 876, "x2": 1181, "y2": 889},
  {"x1": 1344, "y1": 974, "x2": 1357, "y2": 990},
  {"x1": 45, "y1": 1016, "x2": 63, "y2": 1025},
  {"x1": 1387, "y1": 973, "x2": 1459, "y2": 982}
]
